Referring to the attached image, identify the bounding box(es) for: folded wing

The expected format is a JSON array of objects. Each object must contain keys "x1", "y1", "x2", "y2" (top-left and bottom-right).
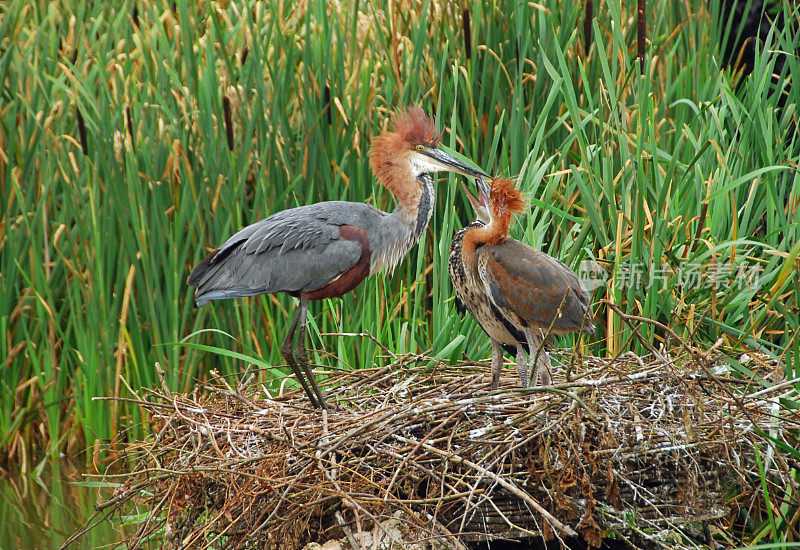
[{"x1": 478, "y1": 239, "x2": 595, "y2": 335}]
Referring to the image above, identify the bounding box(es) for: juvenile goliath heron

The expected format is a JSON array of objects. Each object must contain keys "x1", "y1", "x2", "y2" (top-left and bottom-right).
[
  {"x1": 449, "y1": 177, "x2": 594, "y2": 389},
  {"x1": 188, "y1": 107, "x2": 488, "y2": 409}
]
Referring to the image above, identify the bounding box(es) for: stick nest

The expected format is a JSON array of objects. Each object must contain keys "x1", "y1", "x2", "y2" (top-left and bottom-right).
[{"x1": 101, "y1": 350, "x2": 799, "y2": 549}]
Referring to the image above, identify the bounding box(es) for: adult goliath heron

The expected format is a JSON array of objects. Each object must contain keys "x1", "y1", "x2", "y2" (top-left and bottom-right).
[
  {"x1": 449, "y1": 177, "x2": 594, "y2": 389},
  {"x1": 188, "y1": 107, "x2": 488, "y2": 410}
]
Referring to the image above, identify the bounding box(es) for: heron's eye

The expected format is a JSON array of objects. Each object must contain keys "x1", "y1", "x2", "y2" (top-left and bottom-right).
[{"x1": 416, "y1": 144, "x2": 424, "y2": 151}]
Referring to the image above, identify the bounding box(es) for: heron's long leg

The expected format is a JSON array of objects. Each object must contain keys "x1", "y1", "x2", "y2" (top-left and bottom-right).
[
  {"x1": 525, "y1": 328, "x2": 551, "y2": 387},
  {"x1": 295, "y1": 294, "x2": 329, "y2": 410},
  {"x1": 280, "y1": 300, "x2": 320, "y2": 409},
  {"x1": 490, "y1": 339, "x2": 503, "y2": 390},
  {"x1": 515, "y1": 343, "x2": 527, "y2": 387}
]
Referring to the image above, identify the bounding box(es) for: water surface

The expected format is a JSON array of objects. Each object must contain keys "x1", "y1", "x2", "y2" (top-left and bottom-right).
[{"x1": 0, "y1": 462, "x2": 128, "y2": 550}]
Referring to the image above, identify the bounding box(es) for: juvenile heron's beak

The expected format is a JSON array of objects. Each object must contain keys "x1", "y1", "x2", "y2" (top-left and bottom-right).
[
  {"x1": 419, "y1": 147, "x2": 489, "y2": 179},
  {"x1": 458, "y1": 179, "x2": 491, "y2": 224},
  {"x1": 475, "y1": 175, "x2": 491, "y2": 209}
]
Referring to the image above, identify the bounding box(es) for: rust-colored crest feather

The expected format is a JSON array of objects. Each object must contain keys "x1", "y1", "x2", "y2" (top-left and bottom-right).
[
  {"x1": 486, "y1": 177, "x2": 526, "y2": 244},
  {"x1": 391, "y1": 106, "x2": 442, "y2": 147},
  {"x1": 369, "y1": 106, "x2": 441, "y2": 200},
  {"x1": 490, "y1": 177, "x2": 526, "y2": 216}
]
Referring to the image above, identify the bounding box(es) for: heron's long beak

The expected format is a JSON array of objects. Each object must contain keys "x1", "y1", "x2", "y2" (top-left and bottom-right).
[
  {"x1": 458, "y1": 180, "x2": 491, "y2": 224},
  {"x1": 475, "y1": 175, "x2": 491, "y2": 209},
  {"x1": 420, "y1": 147, "x2": 489, "y2": 179}
]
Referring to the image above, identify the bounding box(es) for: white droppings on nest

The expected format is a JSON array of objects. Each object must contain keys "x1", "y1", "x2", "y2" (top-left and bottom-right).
[
  {"x1": 634, "y1": 414, "x2": 645, "y2": 443},
  {"x1": 238, "y1": 434, "x2": 262, "y2": 457},
  {"x1": 584, "y1": 375, "x2": 607, "y2": 386},
  {"x1": 710, "y1": 364, "x2": 732, "y2": 374},
  {"x1": 392, "y1": 375, "x2": 416, "y2": 398},
  {"x1": 650, "y1": 426, "x2": 674, "y2": 441},
  {"x1": 469, "y1": 426, "x2": 491, "y2": 439}
]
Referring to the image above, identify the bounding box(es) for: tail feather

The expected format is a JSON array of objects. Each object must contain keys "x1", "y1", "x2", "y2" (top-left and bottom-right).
[
  {"x1": 188, "y1": 248, "x2": 228, "y2": 307},
  {"x1": 194, "y1": 287, "x2": 268, "y2": 306},
  {"x1": 187, "y1": 248, "x2": 220, "y2": 286}
]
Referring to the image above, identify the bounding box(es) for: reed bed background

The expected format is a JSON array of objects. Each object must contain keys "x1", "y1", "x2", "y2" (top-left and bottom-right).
[{"x1": 1, "y1": 0, "x2": 799, "y2": 540}]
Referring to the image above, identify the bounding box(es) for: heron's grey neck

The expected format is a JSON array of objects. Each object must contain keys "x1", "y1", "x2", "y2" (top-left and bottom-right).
[{"x1": 369, "y1": 175, "x2": 435, "y2": 275}]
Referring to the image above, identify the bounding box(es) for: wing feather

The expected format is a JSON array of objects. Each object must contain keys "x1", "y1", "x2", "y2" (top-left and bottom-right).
[
  {"x1": 478, "y1": 239, "x2": 594, "y2": 333},
  {"x1": 190, "y1": 202, "x2": 381, "y2": 305}
]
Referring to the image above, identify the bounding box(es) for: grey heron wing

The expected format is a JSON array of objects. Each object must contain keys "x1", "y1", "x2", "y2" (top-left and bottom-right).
[
  {"x1": 479, "y1": 240, "x2": 594, "y2": 332},
  {"x1": 190, "y1": 202, "x2": 372, "y2": 303}
]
